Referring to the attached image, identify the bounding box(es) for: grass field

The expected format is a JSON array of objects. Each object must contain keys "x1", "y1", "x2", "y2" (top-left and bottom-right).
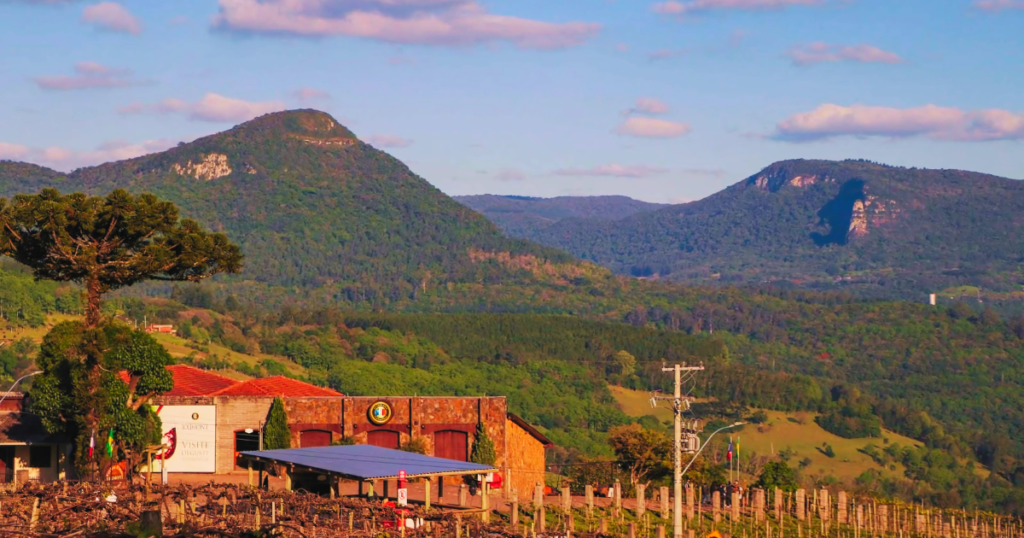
[
  {"x1": 609, "y1": 385, "x2": 920, "y2": 484},
  {"x1": 6, "y1": 314, "x2": 306, "y2": 379}
]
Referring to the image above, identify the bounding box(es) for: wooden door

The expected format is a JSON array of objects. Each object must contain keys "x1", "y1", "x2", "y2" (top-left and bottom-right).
[
  {"x1": 433, "y1": 430, "x2": 468, "y2": 461},
  {"x1": 367, "y1": 430, "x2": 400, "y2": 449},
  {"x1": 300, "y1": 430, "x2": 332, "y2": 448}
]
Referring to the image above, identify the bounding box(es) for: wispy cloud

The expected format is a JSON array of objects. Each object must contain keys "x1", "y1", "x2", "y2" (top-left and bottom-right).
[
  {"x1": 81, "y1": 2, "x2": 143, "y2": 34},
  {"x1": 366, "y1": 134, "x2": 413, "y2": 148},
  {"x1": 497, "y1": 169, "x2": 526, "y2": 181},
  {"x1": 774, "y1": 104, "x2": 1024, "y2": 142},
  {"x1": 652, "y1": 0, "x2": 823, "y2": 17},
  {"x1": 212, "y1": 0, "x2": 601, "y2": 50},
  {"x1": 615, "y1": 116, "x2": 691, "y2": 138},
  {"x1": 623, "y1": 98, "x2": 671, "y2": 116},
  {"x1": 554, "y1": 164, "x2": 669, "y2": 178},
  {"x1": 647, "y1": 48, "x2": 686, "y2": 61},
  {"x1": 292, "y1": 88, "x2": 331, "y2": 103},
  {"x1": 119, "y1": 93, "x2": 286, "y2": 122},
  {"x1": 972, "y1": 0, "x2": 1024, "y2": 11},
  {"x1": 0, "y1": 139, "x2": 179, "y2": 171},
  {"x1": 33, "y1": 62, "x2": 143, "y2": 90},
  {"x1": 787, "y1": 43, "x2": 903, "y2": 66}
]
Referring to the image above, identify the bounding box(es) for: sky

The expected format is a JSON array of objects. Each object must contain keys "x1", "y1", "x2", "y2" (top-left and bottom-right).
[{"x1": 0, "y1": 0, "x2": 1021, "y2": 204}]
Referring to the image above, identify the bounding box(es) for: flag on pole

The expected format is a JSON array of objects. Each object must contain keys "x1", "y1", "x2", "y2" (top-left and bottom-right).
[
  {"x1": 736, "y1": 437, "x2": 740, "y2": 459},
  {"x1": 726, "y1": 439, "x2": 733, "y2": 462},
  {"x1": 89, "y1": 428, "x2": 95, "y2": 458},
  {"x1": 106, "y1": 429, "x2": 114, "y2": 457}
]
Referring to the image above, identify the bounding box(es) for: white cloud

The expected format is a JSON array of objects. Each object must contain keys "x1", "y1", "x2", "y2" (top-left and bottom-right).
[
  {"x1": 624, "y1": 98, "x2": 670, "y2": 116},
  {"x1": 653, "y1": 0, "x2": 822, "y2": 16},
  {"x1": 0, "y1": 142, "x2": 30, "y2": 160},
  {"x1": 293, "y1": 88, "x2": 331, "y2": 103},
  {"x1": 33, "y1": 61, "x2": 141, "y2": 90},
  {"x1": 648, "y1": 48, "x2": 686, "y2": 61},
  {"x1": 0, "y1": 139, "x2": 178, "y2": 171},
  {"x1": 81, "y1": 2, "x2": 143, "y2": 34},
  {"x1": 118, "y1": 93, "x2": 286, "y2": 123},
  {"x1": 497, "y1": 169, "x2": 526, "y2": 181},
  {"x1": 973, "y1": 0, "x2": 1024, "y2": 11},
  {"x1": 615, "y1": 116, "x2": 691, "y2": 138},
  {"x1": 367, "y1": 134, "x2": 413, "y2": 148},
  {"x1": 553, "y1": 164, "x2": 669, "y2": 178},
  {"x1": 212, "y1": 0, "x2": 601, "y2": 50},
  {"x1": 774, "y1": 103, "x2": 1024, "y2": 142},
  {"x1": 787, "y1": 43, "x2": 903, "y2": 66}
]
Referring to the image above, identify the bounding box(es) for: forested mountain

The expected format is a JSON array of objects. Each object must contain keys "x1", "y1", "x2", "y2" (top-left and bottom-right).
[
  {"x1": 454, "y1": 194, "x2": 667, "y2": 238},
  {"x1": 0, "y1": 110, "x2": 575, "y2": 298},
  {"x1": 524, "y1": 160, "x2": 1024, "y2": 298}
]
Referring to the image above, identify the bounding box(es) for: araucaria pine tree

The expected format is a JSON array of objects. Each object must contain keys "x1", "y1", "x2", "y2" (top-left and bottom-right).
[
  {"x1": 263, "y1": 398, "x2": 291, "y2": 450},
  {"x1": 470, "y1": 422, "x2": 496, "y2": 466}
]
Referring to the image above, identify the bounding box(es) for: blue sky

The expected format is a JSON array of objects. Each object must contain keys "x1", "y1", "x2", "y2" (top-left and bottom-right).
[{"x1": 0, "y1": 0, "x2": 1021, "y2": 203}]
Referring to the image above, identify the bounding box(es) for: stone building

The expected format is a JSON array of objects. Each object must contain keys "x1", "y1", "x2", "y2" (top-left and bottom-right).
[{"x1": 151, "y1": 366, "x2": 552, "y2": 497}]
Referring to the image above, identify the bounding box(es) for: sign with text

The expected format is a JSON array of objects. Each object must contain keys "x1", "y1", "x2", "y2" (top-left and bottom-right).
[
  {"x1": 398, "y1": 488, "x2": 408, "y2": 506},
  {"x1": 151, "y1": 405, "x2": 216, "y2": 473}
]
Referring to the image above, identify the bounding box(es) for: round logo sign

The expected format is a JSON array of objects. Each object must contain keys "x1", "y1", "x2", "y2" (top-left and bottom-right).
[{"x1": 368, "y1": 401, "x2": 393, "y2": 425}]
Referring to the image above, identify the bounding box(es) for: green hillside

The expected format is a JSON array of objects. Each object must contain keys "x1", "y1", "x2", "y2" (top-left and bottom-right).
[
  {"x1": 454, "y1": 194, "x2": 667, "y2": 239},
  {"x1": 527, "y1": 159, "x2": 1024, "y2": 300},
  {"x1": 0, "y1": 110, "x2": 574, "y2": 296}
]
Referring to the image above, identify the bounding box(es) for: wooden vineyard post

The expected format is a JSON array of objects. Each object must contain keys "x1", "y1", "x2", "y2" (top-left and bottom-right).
[
  {"x1": 661, "y1": 486, "x2": 670, "y2": 520},
  {"x1": 755, "y1": 488, "x2": 765, "y2": 522},
  {"x1": 732, "y1": 491, "x2": 740, "y2": 522},
  {"x1": 637, "y1": 484, "x2": 646, "y2": 518},
  {"x1": 713, "y1": 491, "x2": 721, "y2": 523},
  {"x1": 796, "y1": 490, "x2": 806, "y2": 521},
  {"x1": 775, "y1": 488, "x2": 783, "y2": 520},
  {"x1": 615, "y1": 479, "x2": 623, "y2": 518},
  {"x1": 512, "y1": 500, "x2": 519, "y2": 528},
  {"x1": 838, "y1": 492, "x2": 848, "y2": 524},
  {"x1": 424, "y1": 478, "x2": 431, "y2": 510},
  {"x1": 585, "y1": 485, "x2": 594, "y2": 518},
  {"x1": 563, "y1": 480, "x2": 572, "y2": 515},
  {"x1": 687, "y1": 485, "x2": 695, "y2": 521},
  {"x1": 820, "y1": 489, "x2": 830, "y2": 522},
  {"x1": 459, "y1": 484, "x2": 467, "y2": 507}
]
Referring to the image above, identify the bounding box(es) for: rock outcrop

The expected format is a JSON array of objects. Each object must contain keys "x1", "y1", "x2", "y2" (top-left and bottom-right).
[{"x1": 172, "y1": 154, "x2": 232, "y2": 181}]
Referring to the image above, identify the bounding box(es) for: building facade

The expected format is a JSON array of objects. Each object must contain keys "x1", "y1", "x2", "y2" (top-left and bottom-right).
[{"x1": 151, "y1": 366, "x2": 551, "y2": 498}]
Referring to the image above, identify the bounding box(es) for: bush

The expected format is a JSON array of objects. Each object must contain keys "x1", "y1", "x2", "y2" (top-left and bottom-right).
[{"x1": 263, "y1": 398, "x2": 291, "y2": 450}]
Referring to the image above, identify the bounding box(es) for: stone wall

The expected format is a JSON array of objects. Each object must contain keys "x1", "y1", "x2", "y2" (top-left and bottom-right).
[{"x1": 505, "y1": 418, "x2": 546, "y2": 500}]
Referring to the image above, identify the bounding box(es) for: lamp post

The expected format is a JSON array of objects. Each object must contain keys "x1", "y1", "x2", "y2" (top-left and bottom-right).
[
  {"x1": 0, "y1": 370, "x2": 43, "y2": 409},
  {"x1": 673, "y1": 421, "x2": 744, "y2": 538}
]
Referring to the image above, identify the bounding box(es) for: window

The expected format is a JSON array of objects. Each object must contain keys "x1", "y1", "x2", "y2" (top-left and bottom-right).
[
  {"x1": 28, "y1": 446, "x2": 51, "y2": 468},
  {"x1": 234, "y1": 430, "x2": 261, "y2": 469}
]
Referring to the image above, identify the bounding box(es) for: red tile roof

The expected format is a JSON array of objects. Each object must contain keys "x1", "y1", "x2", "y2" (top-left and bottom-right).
[
  {"x1": 164, "y1": 365, "x2": 239, "y2": 396},
  {"x1": 209, "y1": 376, "x2": 342, "y2": 398}
]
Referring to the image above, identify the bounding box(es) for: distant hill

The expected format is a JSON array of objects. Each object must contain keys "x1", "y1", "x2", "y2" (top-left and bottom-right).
[
  {"x1": 528, "y1": 160, "x2": 1024, "y2": 298},
  {"x1": 0, "y1": 110, "x2": 578, "y2": 298},
  {"x1": 454, "y1": 194, "x2": 667, "y2": 238}
]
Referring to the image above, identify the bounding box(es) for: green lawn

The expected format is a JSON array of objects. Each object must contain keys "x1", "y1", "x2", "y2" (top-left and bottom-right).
[{"x1": 609, "y1": 385, "x2": 920, "y2": 484}]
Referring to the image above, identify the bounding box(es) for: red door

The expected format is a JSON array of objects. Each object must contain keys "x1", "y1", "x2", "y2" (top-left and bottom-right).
[
  {"x1": 433, "y1": 430, "x2": 468, "y2": 461},
  {"x1": 300, "y1": 430, "x2": 332, "y2": 447},
  {"x1": 367, "y1": 430, "x2": 400, "y2": 449}
]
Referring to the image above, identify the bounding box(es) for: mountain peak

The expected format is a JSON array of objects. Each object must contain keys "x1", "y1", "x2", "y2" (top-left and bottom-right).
[{"x1": 226, "y1": 109, "x2": 358, "y2": 143}]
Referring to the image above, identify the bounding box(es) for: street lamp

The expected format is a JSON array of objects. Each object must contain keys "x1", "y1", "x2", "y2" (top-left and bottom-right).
[
  {"x1": 673, "y1": 421, "x2": 744, "y2": 538},
  {"x1": 0, "y1": 370, "x2": 43, "y2": 409}
]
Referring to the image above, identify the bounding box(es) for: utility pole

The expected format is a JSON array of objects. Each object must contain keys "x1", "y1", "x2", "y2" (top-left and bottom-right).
[{"x1": 654, "y1": 362, "x2": 705, "y2": 538}]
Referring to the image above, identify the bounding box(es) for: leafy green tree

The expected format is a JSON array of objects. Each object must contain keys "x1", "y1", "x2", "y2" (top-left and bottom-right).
[
  {"x1": 263, "y1": 397, "x2": 291, "y2": 450},
  {"x1": 29, "y1": 321, "x2": 173, "y2": 473},
  {"x1": 0, "y1": 188, "x2": 243, "y2": 328},
  {"x1": 614, "y1": 350, "x2": 636, "y2": 377},
  {"x1": 755, "y1": 461, "x2": 799, "y2": 492},
  {"x1": 2, "y1": 188, "x2": 241, "y2": 469},
  {"x1": 470, "y1": 422, "x2": 496, "y2": 466},
  {"x1": 607, "y1": 423, "x2": 671, "y2": 485}
]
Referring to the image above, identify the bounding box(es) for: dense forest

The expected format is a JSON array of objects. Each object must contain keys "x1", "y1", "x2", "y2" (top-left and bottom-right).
[
  {"x1": 454, "y1": 194, "x2": 667, "y2": 239},
  {"x1": 499, "y1": 160, "x2": 1024, "y2": 301},
  {"x1": 1, "y1": 112, "x2": 1023, "y2": 512}
]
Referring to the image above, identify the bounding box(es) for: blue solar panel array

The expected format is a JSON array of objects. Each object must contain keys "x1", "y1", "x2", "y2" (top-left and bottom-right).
[{"x1": 240, "y1": 444, "x2": 497, "y2": 480}]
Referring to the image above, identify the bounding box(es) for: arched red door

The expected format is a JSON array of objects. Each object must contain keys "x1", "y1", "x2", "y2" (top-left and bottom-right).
[
  {"x1": 300, "y1": 430, "x2": 332, "y2": 447},
  {"x1": 367, "y1": 430, "x2": 400, "y2": 449},
  {"x1": 433, "y1": 430, "x2": 468, "y2": 461}
]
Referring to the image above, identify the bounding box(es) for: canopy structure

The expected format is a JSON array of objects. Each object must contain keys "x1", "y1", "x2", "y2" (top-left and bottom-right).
[{"x1": 240, "y1": 444, "x2": 497, "y2": 481}]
